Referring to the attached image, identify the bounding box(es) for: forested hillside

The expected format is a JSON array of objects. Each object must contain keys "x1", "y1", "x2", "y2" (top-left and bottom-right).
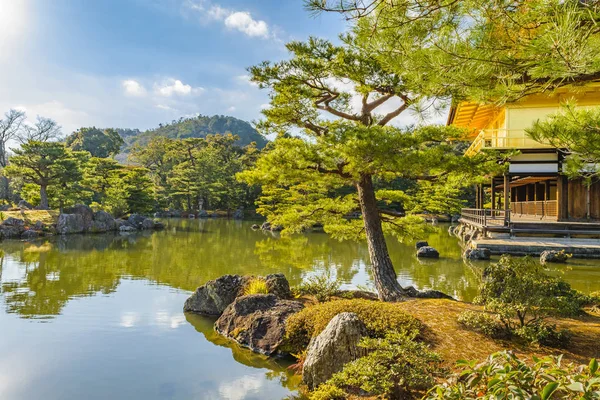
[{"x1": 116, "y1": 115, "x2": 267, "y2": 162}]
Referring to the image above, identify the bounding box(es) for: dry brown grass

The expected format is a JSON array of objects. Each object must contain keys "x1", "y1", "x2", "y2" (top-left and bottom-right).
[
  {"x1": 396, "y1": 299, "x2": 600, "y2": 367},
  {"x1": 1, "y1": 210, "x2": 59, "y2": 226}
]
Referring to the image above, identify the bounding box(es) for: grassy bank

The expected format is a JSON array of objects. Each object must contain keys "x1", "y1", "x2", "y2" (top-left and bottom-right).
[{"x1": 1, "y1": 210, "x2": 59, "y2": 226}]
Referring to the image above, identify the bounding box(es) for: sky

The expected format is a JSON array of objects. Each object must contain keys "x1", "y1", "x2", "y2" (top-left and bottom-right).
[{"x1": 0, "y1": 0, "x2": 348, "y2": 135}]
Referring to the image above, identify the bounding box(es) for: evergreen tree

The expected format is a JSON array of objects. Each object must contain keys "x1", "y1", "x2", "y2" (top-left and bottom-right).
[
  {"x1": 5, "y1": 141, "x2": 86, "y2": 209},
  {"x1": 239, "y1": 37, "x2": 491, "y2": 301}
]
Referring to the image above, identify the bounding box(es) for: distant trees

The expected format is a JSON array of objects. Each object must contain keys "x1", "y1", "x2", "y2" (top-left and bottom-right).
[
  {"x1": 130, "y1": 134, "x2": 259, "y2": 212},
  {"x1": 65, "y1": 127, "x2": 124, "y2": 158},
  {"x1": 5, "y1": 141, "x2": 84, "y2": 209}
]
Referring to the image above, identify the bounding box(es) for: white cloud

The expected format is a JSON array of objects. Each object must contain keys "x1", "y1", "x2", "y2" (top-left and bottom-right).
[
  {"x1": 224, "y1": 12, "x2": 269, "y2": 38},
  {"x1": 227, "y1": 106, "x2": 236, "y2": 112},
  {"x1": 154, "y1": 78, "x2": 203, "y2": 97},
  {"x1": 185, "y1": 0, "x2": 270, "y2": 39},
  {"x1": 122, "y1": 79, "x2": 147, "y2": 97},
  {"x1": 218, "y1": 375, "x2": 264, "y2": 400}
]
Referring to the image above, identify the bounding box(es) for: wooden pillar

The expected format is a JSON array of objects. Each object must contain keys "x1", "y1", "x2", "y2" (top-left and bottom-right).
[
  {"x1": 491, "y1": 178, "x2": 496, "y2": 210},
  {"x1": 557, "y1": 176, "x2": 569, "y2": 221},
  {"x1": 504, "y1": 174, "x2": 510, "y2": 225},
  {"x1": 475, "y1": 185, "x2": 480, "y2": 209}
]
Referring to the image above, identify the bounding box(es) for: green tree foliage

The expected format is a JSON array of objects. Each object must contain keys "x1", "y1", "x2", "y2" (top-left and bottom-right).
[
  {"x1": 66, "y1": 127, "x2": 124, "y2": 158},
  {"x1": 130, "y1": 134, "x2": 258, "y2": 212},
  {"x1": 5, "y1": 141, "x2": 87, "y2": 209},
  {"x1": 239, "y1": 36, "x2": 493, "y2": 301},
  {"x1": 313, "y1": 332, "x2": 442, "y2": 399},
  {"x1": 427, "y1": 351, "x2": 600, "y2": 400},
  {"x1": 460, "y1": 256, "x2": 589, "y2": 347},
  {"x1": 308, "y1": 0, "x2": 600, "y2": 103},
  {"x1": 121, "y1": 114, "x2": 267, "y2": 156},
  {"x1": 528, "y1": 104, "x2": 600, "y2": 180}
]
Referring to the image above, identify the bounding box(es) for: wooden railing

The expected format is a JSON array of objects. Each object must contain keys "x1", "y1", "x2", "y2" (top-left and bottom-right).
[
  {"x1": 465, "y1": 129, "x2": 554, "y2": 156},
  {"x1": 461, "y1": 208, "x2": 510, "y2": 227},
  {"x1": 511, "y1": 200, "x2": 558, "y2": 219}
]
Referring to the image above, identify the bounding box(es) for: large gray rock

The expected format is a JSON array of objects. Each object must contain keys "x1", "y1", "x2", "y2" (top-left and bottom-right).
[
  {"x1": 64, "y1": 204, "x2": 94, "y2": 231},
  {"x1": 57, "y1": 214, "x2": 85, "y2": 234},
  {"x1": 127, "y1": 214, "x2": 146, "y2": 229},
  {"x1": 215, "y1": 294, "x2": 304, "y2": 356},
  {"x1": 21, "y1": 229, "x2": 39, "y2": 239},
  {"x1": 17, "y1": 200, "x2": 32, "y2": 210},
  {"x1": 416, "y1": 246, "x2": 440, "y2": 258},
  {"x1": 91, "y1": 211, "x2": 117, "y2": 232},
  {"x1": 540, "y1": 250, "x2": 570, "y2": 265},
  {"x1": 0, "y1": 217, "x2": 26, "y2": 238},
  {"x1": 141, "y1": 218, "x2": 155, "y2": 230},
  {"x1": 463, "y1": 248, "x2": 491, "y2": 261},
  {"x1": 265, "y1": 273, "x2": 292, "y2": 299},
  {"x1": 302, "y1": 312, "x2": 368, "y2": 389},
  {"x1": 184, "y1": 275, "x2": 248, "y2": 316}
]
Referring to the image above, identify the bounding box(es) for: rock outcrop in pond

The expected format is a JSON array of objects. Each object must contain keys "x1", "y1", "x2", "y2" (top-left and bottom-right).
[
  {"x1": 215, "y1": 294, "x2": 304, "y2": 356},
  {"x1": 183, "y1": 273, "x2": 292, "y2": 316},
  {"x1": 302, "y1": 312, "x2": 368, "y2": 389},
  {"x1": 54, "y1": 205, "x2": 164, "y2": 235}
]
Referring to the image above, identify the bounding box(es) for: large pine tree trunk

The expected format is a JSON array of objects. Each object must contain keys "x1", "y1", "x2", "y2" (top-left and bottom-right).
[
  {"x1": 39, "y1": 184, "x2": 49, "y2": 210},
  {"x1": 356, "y1": 174, "x2": 408, "y2": 302}
]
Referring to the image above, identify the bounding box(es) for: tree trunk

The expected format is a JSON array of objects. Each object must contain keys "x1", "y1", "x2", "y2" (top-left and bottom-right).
[
  {"x1": 356, "y1": 174, "x2": 408, "y2": 301},
  {"x1": 40, "y1": 184, "x2": 49, "y2": 210}
]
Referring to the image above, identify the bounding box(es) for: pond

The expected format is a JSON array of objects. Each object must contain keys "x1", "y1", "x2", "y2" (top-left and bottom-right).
[{"x1": 1, "y1": 218, "x2": 599, "y2": 400}]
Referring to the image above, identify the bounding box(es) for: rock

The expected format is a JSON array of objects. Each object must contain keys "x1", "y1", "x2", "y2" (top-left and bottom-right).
[
  {"x1": 154, "y1": 221, "x2": 165, "y2": 230},
  {"x1": 2, "y1": 217, "x2": 25, "y2": 227},
  {"x1": 198, "y1": 210, "x2": 209, "y2": 218},
  {"x1": 233, "y1": 208, "x2": 244, "y2": 220},
  {"x1": 540, "y1": 250, "x2": 570, "y2": 265},
  {"x1": 17, "y1": 200, "x2": 32, "y2": 210},
  {"x1": 0, "y1": 205, "x2": 9, "y2": 211},
  {"x1": 119, "y1": 225, "x2": 136, "y2": 232},
  {"x1": 33, "y1": 221, "x2": 45, "y2": 231},
  {"x1": 21, "y1": 229, "x2": 39, "y2": 239},
  {"x1": 141, "y1": 218, "x2": 155, "y2": 230},
  {"x1": 91, "y1": 211, "x2": 117, "y2": 232},
  {"x1": 261, "y1": 222, "x2": 271, "y2": 231},
  {"x1": 63, "y1": 204, "x2": 94, "y2": 231},
  {"x1": 271, "y1": 225, "x2": 283, "y2": 232},
  {"x1": 415, "y1": 241, "x2": 429, "y2": 250},
  {"x1": 0, "y1": 217, "x2": 26, "y2": 238},
  {"x1": 215, "y1": 294, "x2": 304, "y2": 356},
  {"x1": 265, "y1": 273, "x2": 292, "y2": 299},
  {"x1": 302, "y1": 313, "x2": 368, "y2": 389},
  {"x1": 188, "y1": 214, "x2": 196, "y2": 219},
  {"x1": 127, "y1": 214, "x2": 146, "y2": 229},
  {"x1": 154, "y1": 212, "x2": 161, "y2": 218},
  {"x1": 251, "y1": 224, "x2": 260, "y2": 230},
  {"x1": 416, "y1": 246, "x2": 440, "y2": 258},
  {"x1": 184, "y1": 274, "x2": 248, "y2": 316},
  {"x1": 57, "y1": 214, "x2": 85, "y2": 234},
  {"x1": 463, "y1": 248, "x2": 491, "y2": 260}
]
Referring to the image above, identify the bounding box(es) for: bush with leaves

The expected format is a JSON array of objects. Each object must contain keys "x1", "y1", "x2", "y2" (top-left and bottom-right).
[
  {"x1": 311, "y1": 332, "x2": 442, "y2": 399},
  {"x1": 284, "y1": 299, "x2": 421, "y2": 354},
  {"x1": 426, "y1": 351, "x2": 600, "y2": 400},
  {"x1": 293, "y1": 271, "x2": 341, "y2": 302},
  {"x1": 461, "y1": 256, "x2": 587, "y2": 347}
]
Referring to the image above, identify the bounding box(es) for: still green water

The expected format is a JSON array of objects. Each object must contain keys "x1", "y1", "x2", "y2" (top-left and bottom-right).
[{"x1": 0, "y1": 218, "x2": 599, "y2": 400}]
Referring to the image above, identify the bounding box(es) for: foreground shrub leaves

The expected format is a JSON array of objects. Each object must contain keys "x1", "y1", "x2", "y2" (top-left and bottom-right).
[{"x1": 426, "y1": 351, "x2": 600, "y2": 399}]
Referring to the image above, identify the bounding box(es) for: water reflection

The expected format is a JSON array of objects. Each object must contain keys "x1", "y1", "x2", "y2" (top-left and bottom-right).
[{"x1": 0, "y1": 219, "x2": 599, "y2": 320}]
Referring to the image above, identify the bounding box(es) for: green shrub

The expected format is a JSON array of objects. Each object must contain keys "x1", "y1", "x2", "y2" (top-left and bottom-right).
[
  {"x1": 243, "y1": 278, "x2": 269, "y2": 295},
  {"x1": 294, "y1": 271, "x2": 341, "y2": 302},
  {"x1": 284, "y1": 299, "x2": 422, "y2": 354},
  {"x1": 462, "y1": 256, "x2": 588, "y2": 347},
  {"x1": 457, "y1": 311, "x2": 507, "y2": 339},
  {"x1": 426, "y1": 351, "x2": 600, "y2": 399},
  {"x1": 313, "y1": 332, "x2": 442, "y2": 399},
  {"x1": 308, "y1": 383, "x2": 346, "y2": 400},
  {"x1": 514, "y1": 322, "x2": 572, "y2": 348}
]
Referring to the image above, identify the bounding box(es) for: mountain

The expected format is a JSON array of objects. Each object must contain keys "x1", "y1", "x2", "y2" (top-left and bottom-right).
[{"x1": 115, "y1": 115, "x2": 267, "y2": 162}]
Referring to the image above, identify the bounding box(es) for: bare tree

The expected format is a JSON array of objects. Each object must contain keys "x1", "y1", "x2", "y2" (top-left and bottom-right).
[
  {"x1": 0, "y1": 109, "x2": 26, "y2": 167},
  {"x1": 18, "y1": 116, "x2": 62, "y2": 143}
]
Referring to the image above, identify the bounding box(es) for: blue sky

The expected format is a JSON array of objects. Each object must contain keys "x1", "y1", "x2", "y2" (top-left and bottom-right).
[{"x1": 0, "y1": 0, "x2": 347, "y2": 134}]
